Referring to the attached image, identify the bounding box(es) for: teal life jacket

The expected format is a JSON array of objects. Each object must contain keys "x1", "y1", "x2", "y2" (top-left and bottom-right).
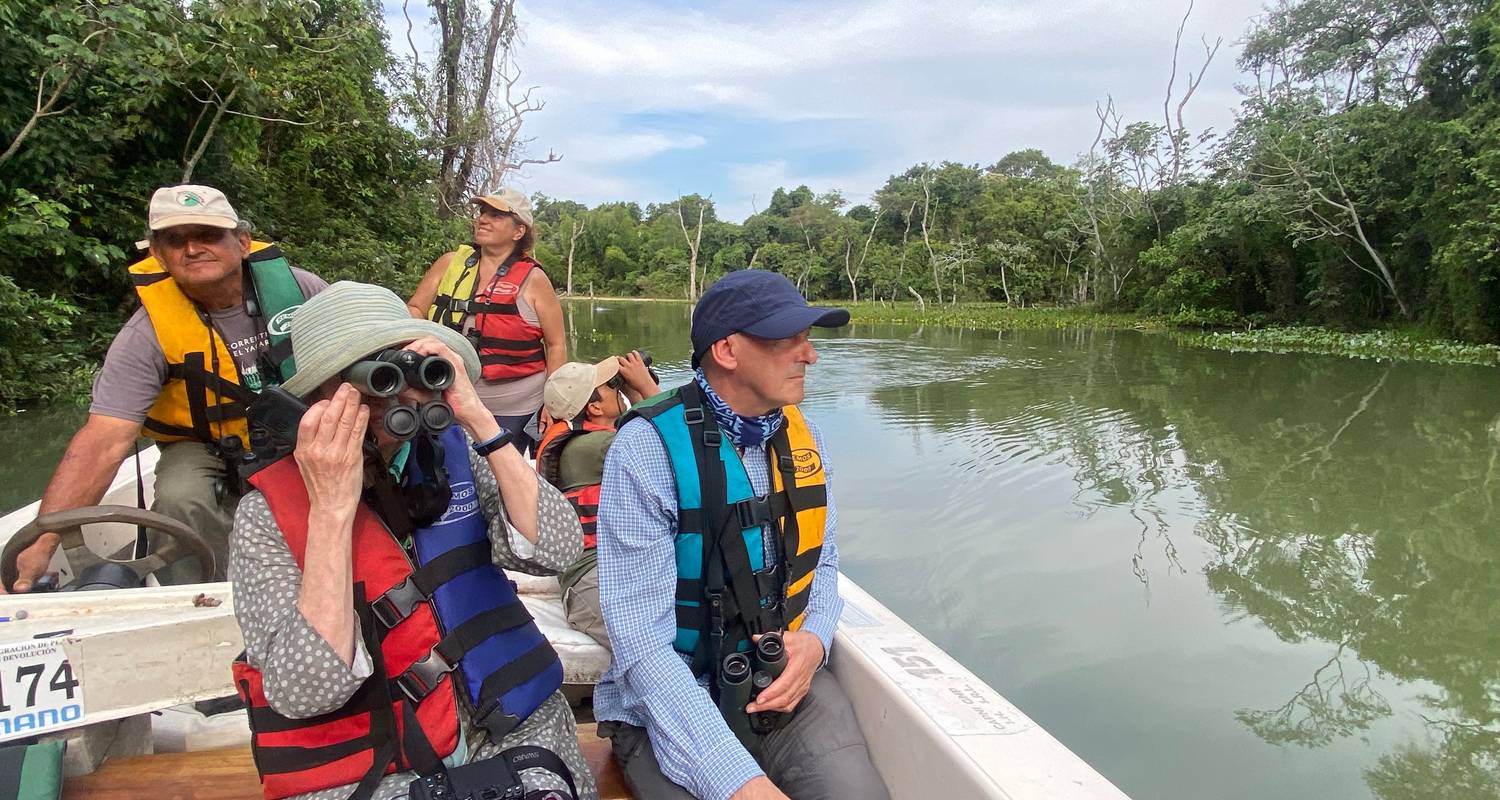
[{"x1": 622, "y1": 382, "x2": 829, "y2": 679}]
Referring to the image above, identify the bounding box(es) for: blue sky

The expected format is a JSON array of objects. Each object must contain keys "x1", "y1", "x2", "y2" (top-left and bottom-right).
[{"x1": 387, "y1": 0, "x2": 1271, "y2": 222}]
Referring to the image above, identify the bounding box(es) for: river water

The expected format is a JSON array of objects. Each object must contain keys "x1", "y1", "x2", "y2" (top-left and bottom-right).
[{"x1": 4, "y1": 299, "x2": 1499, "y2": 799}]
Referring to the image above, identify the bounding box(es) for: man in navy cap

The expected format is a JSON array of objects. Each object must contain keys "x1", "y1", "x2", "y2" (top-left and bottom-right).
[{"x1": 592, "y1": 271, "x2": 887, "y2": 800}]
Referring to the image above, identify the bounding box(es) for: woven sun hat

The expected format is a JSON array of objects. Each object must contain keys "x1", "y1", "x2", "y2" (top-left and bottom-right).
[{"x1": 279, "y1": 281, "x2": 481, "y2": 398}]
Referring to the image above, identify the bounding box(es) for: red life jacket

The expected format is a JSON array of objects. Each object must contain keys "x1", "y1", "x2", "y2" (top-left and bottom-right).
[
  {"x1": 232, "y1": 458, "x2": 460, "y2": 800},
  {"x1": 536, "y1": 420, "x2": 613, "y2": 550},
  {"x1": 472, "y1": 258, "x2": 546, "y2": 381}
]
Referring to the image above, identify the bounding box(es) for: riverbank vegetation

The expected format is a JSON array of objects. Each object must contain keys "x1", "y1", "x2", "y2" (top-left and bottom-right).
[
  {"x1": 4, "y1": 0, "x2": 1499, "y2": 408},
  {"x1": 840, "y1": 303, "x2": 1151, "y2": 333}
]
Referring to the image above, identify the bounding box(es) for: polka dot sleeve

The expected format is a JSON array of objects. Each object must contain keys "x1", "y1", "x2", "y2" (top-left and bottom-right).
[
  {"x1": 467, "y1": 447, "x2": 583, "y2": 576},
  {"x1": 229, "y1": 490, "x2": 373, "y2": 718}
]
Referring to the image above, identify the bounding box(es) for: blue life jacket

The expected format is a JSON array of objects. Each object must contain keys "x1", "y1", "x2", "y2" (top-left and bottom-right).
[
  {"x1": 372, "y1": 424, "x2": 564, "y2": 738},
  {"x1": 623, "y1": 383, "x2": 828, "y2": 678}
]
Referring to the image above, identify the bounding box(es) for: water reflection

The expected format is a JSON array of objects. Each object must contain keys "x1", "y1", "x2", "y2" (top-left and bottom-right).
[
  {"x1": 852, "y1": 325, "x2": 1500, "y2": 798},
  {"x1": 4, "y1": 301, "x2": 1497, "y2": 799},
  {"x1": 561, "y1": 305, "x2": 1500, "y2": 797}
]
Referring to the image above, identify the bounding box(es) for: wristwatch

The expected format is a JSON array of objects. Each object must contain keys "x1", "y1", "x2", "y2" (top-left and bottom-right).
[{"x1": 472, "y1": 428, "x2": 514, "y2": 456}]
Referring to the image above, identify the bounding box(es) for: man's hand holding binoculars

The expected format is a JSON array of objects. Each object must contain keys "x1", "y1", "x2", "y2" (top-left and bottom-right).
[{"x1": 745, "y1": 630, "x2": 824, "y2": 715}]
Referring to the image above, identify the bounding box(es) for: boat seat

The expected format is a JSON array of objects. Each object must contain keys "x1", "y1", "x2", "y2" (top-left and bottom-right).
[
  {"x1": 511, "y1": 571, "x2": 612, "y2": 686},
  {"x1": 62, "y1": 724, "x2": 632, "y2": 799}
]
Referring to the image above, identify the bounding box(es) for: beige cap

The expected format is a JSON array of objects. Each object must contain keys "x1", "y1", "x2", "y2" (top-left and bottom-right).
[
  {"x1": 544, "y1": 358, "x2": 621, "y2": 421},
  {"x1": 148, "y1": 185, "x2": 240, "y2": 231},
  {"x1": 471, "y1": 187, "x2": 534, "y2": 227}
]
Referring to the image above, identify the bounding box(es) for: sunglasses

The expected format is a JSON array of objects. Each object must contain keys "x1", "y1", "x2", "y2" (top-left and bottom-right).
[
  {"x1": 154, "y1": 227, "x2": 232, "y2": 249},
  {"x1": 476, "y1": 206, "x2": 513, "y2": 221}
]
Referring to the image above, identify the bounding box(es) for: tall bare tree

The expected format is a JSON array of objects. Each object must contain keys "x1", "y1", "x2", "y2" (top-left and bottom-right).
[
  {"x1": 844, "y1": 207, "x2": 883, "y2": 302},
  {"x1": 563, "y1": 217, "x2": 585, "y2": 296},
  {"x1": 403, "y1": 0, "x2": 559, "y2": 217},
  {"x1": 677, "y1": 198, "x2": 707, "y2": 299}
]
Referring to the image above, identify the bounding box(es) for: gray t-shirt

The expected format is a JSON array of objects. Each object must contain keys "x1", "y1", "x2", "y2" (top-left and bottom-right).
[{"x1": 90, "y1": 268, "x2": 327, "y2": 423}]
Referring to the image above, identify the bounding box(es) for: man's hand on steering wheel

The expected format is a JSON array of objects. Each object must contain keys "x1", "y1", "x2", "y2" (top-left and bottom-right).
[{"x1": 2, "y1": 533, "x2": 60, "y2": 594}]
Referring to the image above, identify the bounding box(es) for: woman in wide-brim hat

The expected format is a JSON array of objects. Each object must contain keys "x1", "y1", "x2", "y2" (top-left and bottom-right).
[
  {"x1": 407, "y1": 188, "x2": 566, "y2": 456},
  {"x1": 232, "y1": 281, "x2": 597, "y2": 800}
]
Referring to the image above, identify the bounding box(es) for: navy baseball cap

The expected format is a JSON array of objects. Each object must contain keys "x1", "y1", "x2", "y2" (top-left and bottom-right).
[{"x1": 691, "y1": 270, "x2": 849, "y2": 367}]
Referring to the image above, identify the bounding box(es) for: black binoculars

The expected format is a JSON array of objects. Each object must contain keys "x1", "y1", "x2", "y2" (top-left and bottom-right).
[
  {"x1": 343, "y1": 349, "x2": 455, "y2": 398},
  {"x1": 606, "y1": 350, "x2": 659, "y2": 391},
  {"x1": 717, "y1": 632, "x2": 790, "y2": 746},
  {"x1": 340, "y1": 350, "x2": 455, "y2": 441}
]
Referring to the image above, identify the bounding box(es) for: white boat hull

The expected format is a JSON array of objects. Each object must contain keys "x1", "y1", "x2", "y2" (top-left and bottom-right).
[{"x1": 0, "y1": 445, "x2": 1130, "y2": 798}]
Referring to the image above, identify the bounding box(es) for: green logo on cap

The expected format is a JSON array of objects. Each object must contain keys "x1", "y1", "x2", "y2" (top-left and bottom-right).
[{"x1": 178, "y1": 191, "x2": 205, "y2": 207}]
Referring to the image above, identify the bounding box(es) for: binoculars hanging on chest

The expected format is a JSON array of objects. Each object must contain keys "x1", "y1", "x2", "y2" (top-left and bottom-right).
[{"x1": 718, "y1": 631, "x2": 790, "y2": 745}]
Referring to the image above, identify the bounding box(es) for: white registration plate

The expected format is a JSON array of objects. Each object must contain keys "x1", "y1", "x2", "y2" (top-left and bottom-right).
[{"x1": 0, "y1": 638, "x2": 83, "y2": 741}]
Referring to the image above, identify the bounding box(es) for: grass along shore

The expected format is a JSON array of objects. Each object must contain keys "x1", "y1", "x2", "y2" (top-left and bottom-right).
[{"x1": 585, "y1": 297, "x2": 1500, "y2": 367}]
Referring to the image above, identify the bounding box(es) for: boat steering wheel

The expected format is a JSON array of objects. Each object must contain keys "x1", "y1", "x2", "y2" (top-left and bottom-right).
[{"x1": 2, "y1": 506, "x2": 216, "y2": 592}]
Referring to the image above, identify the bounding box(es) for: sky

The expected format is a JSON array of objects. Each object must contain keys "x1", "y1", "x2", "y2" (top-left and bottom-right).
[{"x1": 385, "y1": 0, "x2": 1272, "y2": 222}]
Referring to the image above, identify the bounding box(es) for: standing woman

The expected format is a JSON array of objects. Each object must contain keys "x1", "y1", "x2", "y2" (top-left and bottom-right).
[{"x1": 409, "y1": 188, "x2": 566, "y2": 453}]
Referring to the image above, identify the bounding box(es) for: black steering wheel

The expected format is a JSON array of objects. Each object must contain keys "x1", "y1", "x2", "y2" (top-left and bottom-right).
[{"x1": 2, "y1": 506, "x2": 216, "y2": 592}]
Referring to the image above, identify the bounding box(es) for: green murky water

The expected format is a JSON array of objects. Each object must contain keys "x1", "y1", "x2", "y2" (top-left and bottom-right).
[{"x1": 4, "y1": 299, "x2": 1499, "y2": 799}]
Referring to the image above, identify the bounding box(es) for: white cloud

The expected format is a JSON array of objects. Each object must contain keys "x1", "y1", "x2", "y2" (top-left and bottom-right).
[
  {"x1": 561, "y1": 131, "x2": 708, "y2": 164},
  {"x1": 396, "y1": 0, "x2": 1271, "y2": 220}
]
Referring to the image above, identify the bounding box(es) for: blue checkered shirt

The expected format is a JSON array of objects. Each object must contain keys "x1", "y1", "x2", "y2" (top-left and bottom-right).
[{"x1": 594, "y1": 410, "x2": 843, "y2": 800}]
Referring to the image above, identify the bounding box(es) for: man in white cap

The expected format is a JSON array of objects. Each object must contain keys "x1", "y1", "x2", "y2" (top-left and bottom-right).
[
  {"x1": 535, "y1": 352, "x2": 659, "y2": 648},
  {"x1": 3, "y1": 184, "x2": 327, "y2": 593}
]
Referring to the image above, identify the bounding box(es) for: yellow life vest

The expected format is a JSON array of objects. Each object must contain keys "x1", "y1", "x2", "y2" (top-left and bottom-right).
[
  {"x1": 427, "y1": 244, "x2": 479, "y2": 328},
  {"x1": 770, "y1": 404, "x2": 829, "y2": 631},
  {"x1": 128, "y1": 241, "x2": 282, "y2": 446}
]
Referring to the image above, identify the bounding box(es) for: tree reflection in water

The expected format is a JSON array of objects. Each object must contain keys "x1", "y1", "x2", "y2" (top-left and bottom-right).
[{"x1": 861, "y1": 327, "x2": 1500, "y2": 797}]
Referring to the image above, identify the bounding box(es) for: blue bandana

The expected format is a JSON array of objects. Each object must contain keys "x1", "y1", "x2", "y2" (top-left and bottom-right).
[{"x1": 695, "y1": 369, "x2": 784, "y2": 449}]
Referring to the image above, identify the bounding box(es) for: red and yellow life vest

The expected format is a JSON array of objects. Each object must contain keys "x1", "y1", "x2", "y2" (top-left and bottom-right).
[
  {"x1": 427, "y1": 245, "x2": 546, "y2": 382},
  {"x1": 232, "y1": 457, "x2": 460, "y2": 799},
  {"x1": 536, "y1": 419, "x2": 614, "y2": 549}
]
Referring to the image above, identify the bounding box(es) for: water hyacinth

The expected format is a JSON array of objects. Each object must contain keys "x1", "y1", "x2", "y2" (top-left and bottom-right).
[{"x1": 1179, "y1": 327, "x2": 1500, "y2": 367}]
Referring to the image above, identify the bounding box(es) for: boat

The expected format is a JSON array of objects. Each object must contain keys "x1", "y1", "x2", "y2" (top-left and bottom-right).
[{"x1": 0, "y1": 445, "x2": 1130, "y2": 799}]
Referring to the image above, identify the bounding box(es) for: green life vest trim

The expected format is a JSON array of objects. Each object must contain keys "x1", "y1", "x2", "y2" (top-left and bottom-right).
[{"x1": 246, "y1": 245, "x2": 307, "y2": 383}]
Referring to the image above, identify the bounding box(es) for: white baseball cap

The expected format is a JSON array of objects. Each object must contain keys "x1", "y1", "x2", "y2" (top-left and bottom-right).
[
  {"x1": 471, "y1": 187, "x2": 534, "y2": 227},
  {"x1": 148, "y1": 185, "x2": 240, "y2": 231},
  {"x1": 544, "y1": 359, "x2": 622, "y2": 421}
]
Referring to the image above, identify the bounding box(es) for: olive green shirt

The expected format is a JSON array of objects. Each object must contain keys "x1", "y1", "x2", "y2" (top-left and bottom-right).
[{"x1": 557, "y1": 429, "x2": 614, "y2": 590}]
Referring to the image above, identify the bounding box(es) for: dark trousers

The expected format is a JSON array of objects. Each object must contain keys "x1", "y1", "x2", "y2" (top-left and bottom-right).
[
  {"x1": 493, "y1": 411, "x2": 537, "y2": 456},
  {"x1": 600, "y1": 671, "x2": 889, "y2": 800}
]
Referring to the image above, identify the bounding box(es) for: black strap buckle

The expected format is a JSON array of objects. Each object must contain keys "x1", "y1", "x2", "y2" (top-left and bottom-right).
[
  {"x1": 450, "y1": 298, "x2": 470, "y2": 313},
  {"x1": 735, "y1": 495, "x2": 773, "y2": 529},
  {"x1": 778, "y1": 454, "x2": 795, "y2": 473},
  {"x1": 683, "y1": 406, "x2": 705, "y2": 425},
  {"x1": 397, "y1": 649, "x2": 455, "y2": 705},
  {"x1": 371, "y1": 577, "x2": 428, "y2": 629}
]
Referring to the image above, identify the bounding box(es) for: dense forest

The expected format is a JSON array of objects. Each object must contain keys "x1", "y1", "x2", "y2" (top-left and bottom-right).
[{"x1": 2, "y1": 0, "x2": 1498, "y2": 409}]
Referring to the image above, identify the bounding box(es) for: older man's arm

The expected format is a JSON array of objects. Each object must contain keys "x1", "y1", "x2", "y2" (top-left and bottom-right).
[{"x1": 598, "y1": 420, "x2": 765, "y2": 800}]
